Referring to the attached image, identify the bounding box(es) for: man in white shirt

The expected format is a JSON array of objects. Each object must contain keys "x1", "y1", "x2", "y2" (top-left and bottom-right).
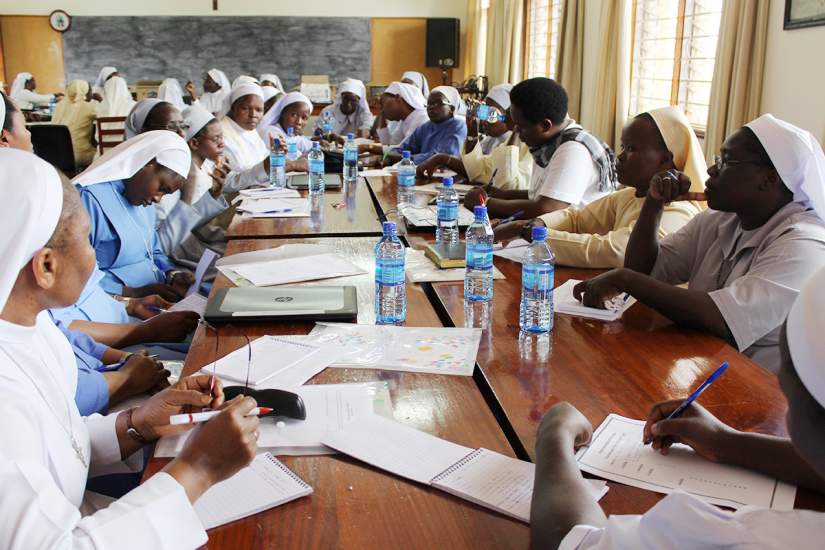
[
  {"x1": 464, "y1": 78, "x2": 617, "y2": 219},
  {"x1": 531, "y1": 265, "x2": 825, "y2": 549}
]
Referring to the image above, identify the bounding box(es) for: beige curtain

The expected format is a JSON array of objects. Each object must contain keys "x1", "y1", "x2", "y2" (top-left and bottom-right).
[
  {"x1": 554, "y1": 0, "x2": 585, "y2": 120},
  {"x1": 580, "y1": 0, "x2": 632, "y2": 149},
  {"x1": 485, "y1": 0, "x2": 525, "y2": 86},
  {"x1": 462, "y1": 0, "x2": 488, "y2": 80},
  {"x1": 704, "y1": 0, "x2": 769, "y2": 160}
]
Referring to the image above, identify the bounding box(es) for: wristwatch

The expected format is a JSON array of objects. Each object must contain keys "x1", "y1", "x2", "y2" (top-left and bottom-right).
[
  {"x1": 165, "y1": 270, "x2": 183, "y2": 284},
  {"x1": 125, "y1": 408, "x2": 148, "y2": 443}
]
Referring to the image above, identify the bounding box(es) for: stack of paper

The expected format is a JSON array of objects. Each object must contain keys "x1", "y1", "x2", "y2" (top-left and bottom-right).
[
  {"x1": 577, "y1": 415, "x2": 797, "y2": 510},
  {"x1": 223, "y1": 253, "x2": 366, "y2": 287},
  {"x1": 238, "y1": 187, "x2": 301, "y2": 199},
  {"x1": 236, "y1": 196, "x2": 310, "y2": 218},
  {"x1": 554, "y1": 279, "x2": 637, "y2": 321},
  {"x1": 400, "y1": 204, "x2": 475, "y2": 228},
  {"x1": 194, "y1": 453, "x2": 312, "y2": 529},
  {"x1": 202, "y1": 336, "x2": 321, "y2": 385}
]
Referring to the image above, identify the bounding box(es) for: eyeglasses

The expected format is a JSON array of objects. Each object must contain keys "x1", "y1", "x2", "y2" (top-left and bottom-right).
[
  {"x1": 713, "y1": 154, "x2": 770, "y2": 171},
  {"x1": 201, "y1": 133, "x2": 224, "y2": 145}
]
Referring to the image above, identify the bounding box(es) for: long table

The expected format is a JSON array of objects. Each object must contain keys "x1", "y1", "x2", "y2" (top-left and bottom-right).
[
  {"x1": 146, "y1": 236, "x2": 530, "y2": 548},
  {"x1": 146, "y1": 172, "x2": 824, "y2": 549}
]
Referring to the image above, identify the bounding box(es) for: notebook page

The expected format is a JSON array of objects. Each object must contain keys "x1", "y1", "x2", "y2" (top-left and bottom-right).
[
  {"x1": 210, "y1": 336, "x2": 321, "y2": 385},
  {"x1": 168, "y1": 293, "x2": 208, "y2": 316},
  {"x1": 553, "y1": 280, "x2": 637, "y2": 321},
  {"x1": 576, "y1": 414, "x2": 797, "y2": 510},
  {"x1": 321, "y1": 413, "x2": 474, "y2": 484},
  {"x1": 430, "y1": 448, "x2": 609, "y2": 523},
  {"x1": 230, "y1": 253, "x2": 366, "y2": 287},
  {"x1": 194, "y1": 452, "x2": 312, "y2": 529}
]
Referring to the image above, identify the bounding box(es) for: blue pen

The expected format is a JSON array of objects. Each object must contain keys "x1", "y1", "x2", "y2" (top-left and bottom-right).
[
  {"x1": 259, "y1": 208, "x2": 294, "y2": 214},
  {"x1": 145, "y1": 305, "x2": 165, "y2": 313},
  {"x1": 665, "y1": 362, "x2": 729, "y2": 420},
  {"x1": 499, "y1": 210, "x2": 525, "y2": 225}
]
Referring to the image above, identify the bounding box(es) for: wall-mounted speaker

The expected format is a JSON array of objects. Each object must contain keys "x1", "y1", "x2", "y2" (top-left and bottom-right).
[{"x1": 426, "y1": 18, "x2": 460, "y2": 68}]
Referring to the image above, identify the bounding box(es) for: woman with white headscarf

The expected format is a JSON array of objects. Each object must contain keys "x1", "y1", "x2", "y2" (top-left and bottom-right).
[
  {"x1": 92, "y1": 66, "x2": 118, "y2": 96},
  {"x1": 259, "y1": 73, "x2": 284, "y2": 92},
  {"x1": 0, "y1": 149, "x2": 259, "y2": 549},
  {"x1": 157, "y1": 78, "x2": 186, "y2": 111},
  {"x1": 53, "y1": 80, "x2": 98, "y2": 167},
  {"x1": 401, "y1": 70, "x2": 430, "y2": 97},
  {"x1": 258, "y1": 91, "x2": 314, "y2": 156},
  {"x1": 314, "y1": 78, "x2": 373, "y2": 141},
  {"x1": 10, "y1": 72, "x2": 56, "y2": 110},
  {"x1": 220, "y1": 81, "x2": 269, "y2": 172},
  {"x1": 124, "y1": 98, "x2": 186, "y2": 140},
  {"x1": 96, "y1": 76, "x2": 134, "y2": 118},
  {"x1": 367, "y1": 81, "x2": 429, "y2": 149},
  {"x1": 187, "y1": 69, "x2": 230, "y2": 116}
]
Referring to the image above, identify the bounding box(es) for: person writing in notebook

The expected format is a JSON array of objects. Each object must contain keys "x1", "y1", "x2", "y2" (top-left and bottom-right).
[
  {"x1": 464, "y1": 78, "x2": 617, "y2": 219},
  {"x1": 0, "y1": 149, "x2": 260, "y2": 549},
  {"x1": 492, "y1": 107, "x2": 704, "y2": 268},
  {"x1": 573, "y1": 115, "x2": 825, "y2": 373},
  {"x1": 530, "y1": 267, "x2": 825, "y2": 549}
]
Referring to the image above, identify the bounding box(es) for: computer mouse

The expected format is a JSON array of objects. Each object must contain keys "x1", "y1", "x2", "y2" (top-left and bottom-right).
[{"x1": 223, "y1": 386, "x2": 307, "y2": 420}]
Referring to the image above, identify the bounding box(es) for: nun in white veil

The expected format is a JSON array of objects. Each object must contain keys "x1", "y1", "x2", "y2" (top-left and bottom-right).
[
  {"x1": 157, "y1": 78, "x2": 186, "y2": 111},
  {"x1": 92, "y1": 66, "x2": 118, "y2": 96},
  {"x1": 375, "y1": 81, "x2": 429, "y2": 147},
  {"x1": 194, "y1": 68, "x2": 230, "y2": 116},
  {"x1": 258, "y1": 91, "x2": 314, "y2": 155},
  {"x1": 10, "y1": 72, "x2": 55, "y2": 110},
  {"x1": 401, "y1": 70, "x2": 430, "y2": 97},
  {"x1": 314, "y1": 78, "x2": 373, "y2": 140}
]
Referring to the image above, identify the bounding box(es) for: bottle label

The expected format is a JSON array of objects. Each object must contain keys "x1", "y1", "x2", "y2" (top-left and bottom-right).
[
  {"x1": 376, "y1": 259, "x2": 405, "y2": 286},
  {"x1": 466, "y1": 244, "x2": 493, "y2": 270},
  {"x1": 288, "y1": 143, "x2": 298, "y2": 154},
  {"x1": 437, "y1": 202, "x2": 458, "y2": 222},
  {"x1": 344, "y1": 148, "x2": 358, "y2": 162},
  {"x1": 271, "y1": 154, "x2": 285, "y2": 167},
  {"x1": 522, "y1": 264, "x2": 554, "y2": 291},
  {"x1": 309, "y1": 159, "x2": 324, "y2": 174},
  {"x1": 398, "y1": 173, "x2": 415, "y2": 188}
]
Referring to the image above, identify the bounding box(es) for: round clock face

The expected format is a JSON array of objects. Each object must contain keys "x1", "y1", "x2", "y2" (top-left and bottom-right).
[{"x1": 49, "y1": 10, "x2": 71, "y2": 33}]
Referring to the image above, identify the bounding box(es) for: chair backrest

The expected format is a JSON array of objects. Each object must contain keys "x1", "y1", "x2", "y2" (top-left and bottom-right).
[
  {"x1": 95, "y1": 116, "x2": 127, "y2": 155},
  {"x1": 29, "y1": 124, "x2": 76, "y2": 176}
]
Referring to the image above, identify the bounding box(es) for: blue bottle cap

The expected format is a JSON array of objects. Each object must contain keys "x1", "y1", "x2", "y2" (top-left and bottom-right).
[
  {"x1": 474, "y1": 205, "x2": 487, "y2": 218},
  {"x1": 402, "y1": 150, "x2": 411, "y2": 159},
  {"x1": 532, "y1": 226, "x2": 547, "y2": 241},
  {"x1": 442, "y1": 176, "x2": 454, "y2": 187},
  {"x1": 347, "y1": 133, "x2": 354, "y2": 139},
  {"x1": 312, "y1": 141, "x2": 320, "y2": 150},
  {"x1": 382, "y1": 221, "x2": 397, "y2": 234},
  {"x1": 287, "y1": 127, "x2": 294, "y2": 135}
]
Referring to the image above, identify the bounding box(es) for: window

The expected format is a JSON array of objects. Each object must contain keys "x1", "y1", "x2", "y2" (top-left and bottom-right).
[
  {"x1": 629, "y1": 0, "x2": 723, "y2": 130},
  {"x1": 526, "y1": 0, "x2": 562, "y2": 79}
]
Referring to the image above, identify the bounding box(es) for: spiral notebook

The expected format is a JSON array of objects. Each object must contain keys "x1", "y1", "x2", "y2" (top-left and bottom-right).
[
  {"x1": 322, "y1": 414, "x2": 607, "y2": 523},
  {"x1": 194, "y1": 452, "x2": 313, "y2": 529}
]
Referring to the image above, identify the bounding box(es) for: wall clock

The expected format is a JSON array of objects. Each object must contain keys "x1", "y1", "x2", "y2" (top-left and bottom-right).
[{"x1": 49, "y1": 10, "x2": 72, "y2": 33}]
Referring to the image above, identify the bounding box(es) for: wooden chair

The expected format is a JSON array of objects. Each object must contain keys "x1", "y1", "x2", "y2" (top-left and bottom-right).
[{"x1": 95, "y1": 116, "x2": 127, "y2": 155}]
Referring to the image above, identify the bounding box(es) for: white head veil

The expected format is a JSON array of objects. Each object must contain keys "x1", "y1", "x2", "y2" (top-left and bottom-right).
[
  {"x1": 232, "y1": 75, "x2": 259, "y2": 88},
  {"x1": 259, "y1": 73, "x2": 284, "y2": 92},
  {"x1": 157, "y1": 78, "x2": 186, "y2": 111},
  {"x1": 10, "y1": 73, "x2": 33, "y2": 100},
  {"x1": 0, "y1": 149, "x2": 64, "y2": 311},
  {"x1": 0, "y1": 92, "x2": 6, "y2": 127},
  {"x1": 182, "y1": 104, "x2": 216, "y2": 141},
  {"x1": 430, "y1": 86, "x2": 461, "y2": 109},
  {"x1": 384, "y1": 82, "x2": 426, "y2": 111},
  {"x1": 219, "y1": 82, "x2": 264, "y2": 118},
  {"x1": 401, "y1": 71, "x2": 429, "y2": 97},
  {"x1": 73, "y1": 130, "x2": 191, "y2": 187},
  {"x1": 97, "y1": 76, "x2": 135, "y2": 118},
  {"x1": 336, "y1": 78, "x2": 369, "y2": 113},
  {"x1": 124, "y1": 99, "x2": 165, "y2": 139},
  {"x1": 745, "y1": 114, "x2": 825, "y2": 221},
  {"x1": 486, "y1": 83, "x2": 513, "y2": 111},
  {"x1": 788, "y1": 265, "x2": 825, "y2": 408},
  {"x1": 262, "y1": 86, "x2": 281, "y2": 104},
  {"x1": 258, "y1": 91, "x2": 312, "y2": 139},
  {"x1": 94, "y1": 66, "x2": 118, "y2": 89}
]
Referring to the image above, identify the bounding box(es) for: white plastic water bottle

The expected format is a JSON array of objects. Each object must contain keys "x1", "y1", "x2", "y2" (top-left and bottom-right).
[
  {"x1": 519, "y1": 226, "x2": 555, "y2": 333},
  {"x1": 286, "y1": 127, "x2": 300, "y2": 161},
  {"x1": 374, "y1": 221, "x2": 406, "y2": 325},
  {"x1": 397, "y1": 150, "x2": 417, "y2": 208},
  {"x1": 343, "y1": 132, "x2": 359, "y2": 185},
  {"x1": 464, "y1": 205, "x2": 494, "y2": 303},
  {"x1": 321, "y1": 110, "x2": 334, "y2": 136},
  {"x1": 308, "y1": 142, "x2": 325, "y2": 195},
  {"x1": 435, "y1": 176, "x2": 459, "y2": 244},
  {"x1": 269, "y1": 138, "x2": 286, "y2": 189}
]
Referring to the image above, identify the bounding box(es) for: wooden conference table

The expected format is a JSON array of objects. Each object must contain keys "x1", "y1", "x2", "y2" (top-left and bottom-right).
[{"x1": 147, "y1": 173, "x2": 824, "y2": 549}]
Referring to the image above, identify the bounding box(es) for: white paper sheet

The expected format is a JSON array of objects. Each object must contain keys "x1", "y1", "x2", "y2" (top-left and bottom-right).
[
  {"x1": 238, "y1": 187, "x2": 301, "y2": 199},
  {"x1": 308, "y1": 323, "x2": 481, "y2": 376},
  {"x1": 554, "y1": 280, "x2": 637, "y2": 322},
  {"x1": 228, "y1": 252, "x2": 366, "y2": 287},
  {"x1": 492, "y1": 239, "x2": 530, "y2": 263},
  {"x1": 400, "y1": 204, "x2": 475, "y2": 227},
  {"x1": 200, "y1": 336, "x2": 321, "y2": 385},
  {"x1": 236, "y1": 197, "x2": 310, "y2": 217},
  {"x1": 216, "y1": 244, "x2": 337, "y2": 287},
  {"x1": 405, "y1": 249, "x2": 505, "y2": 283},
  {"x1": 168, "y1": 293, "x2": 208, "y2": 316},
  {"x1": 360, "y1": 168, "x2": 393, "y2": 178},
  {"x1": 187, "y1": 249, "x2": 219, "y2": 296},
  {"x1": 576, "y1": 415, "x2": 797, "y2": 510}
]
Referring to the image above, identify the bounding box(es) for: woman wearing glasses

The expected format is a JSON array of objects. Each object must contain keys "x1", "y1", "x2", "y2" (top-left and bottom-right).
[{"x1": 572, "y1": 114, "x2": 825, "y2": 374}]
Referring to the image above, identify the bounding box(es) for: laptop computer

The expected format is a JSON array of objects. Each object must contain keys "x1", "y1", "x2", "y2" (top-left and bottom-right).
[
  {"x1": 288, "y1": 173, "x2": 343, "y2": 190},
  {"x1": 204, "y1": 286, "x2": 358, "y2": 323}
]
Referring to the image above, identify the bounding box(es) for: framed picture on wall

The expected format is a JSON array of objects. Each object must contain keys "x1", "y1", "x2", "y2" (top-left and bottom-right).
[{"x1": 784, "y1": 0, "x2": 825, "y2": 30}]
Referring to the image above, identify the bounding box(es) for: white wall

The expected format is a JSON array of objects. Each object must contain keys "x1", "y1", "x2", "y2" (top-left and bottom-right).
[
  {"x1": 0, "y1": 0, "x2": 466, "y2": 21},
  {"x1": 761, "y1": 0, "x2": 825, "y2": 143}
]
